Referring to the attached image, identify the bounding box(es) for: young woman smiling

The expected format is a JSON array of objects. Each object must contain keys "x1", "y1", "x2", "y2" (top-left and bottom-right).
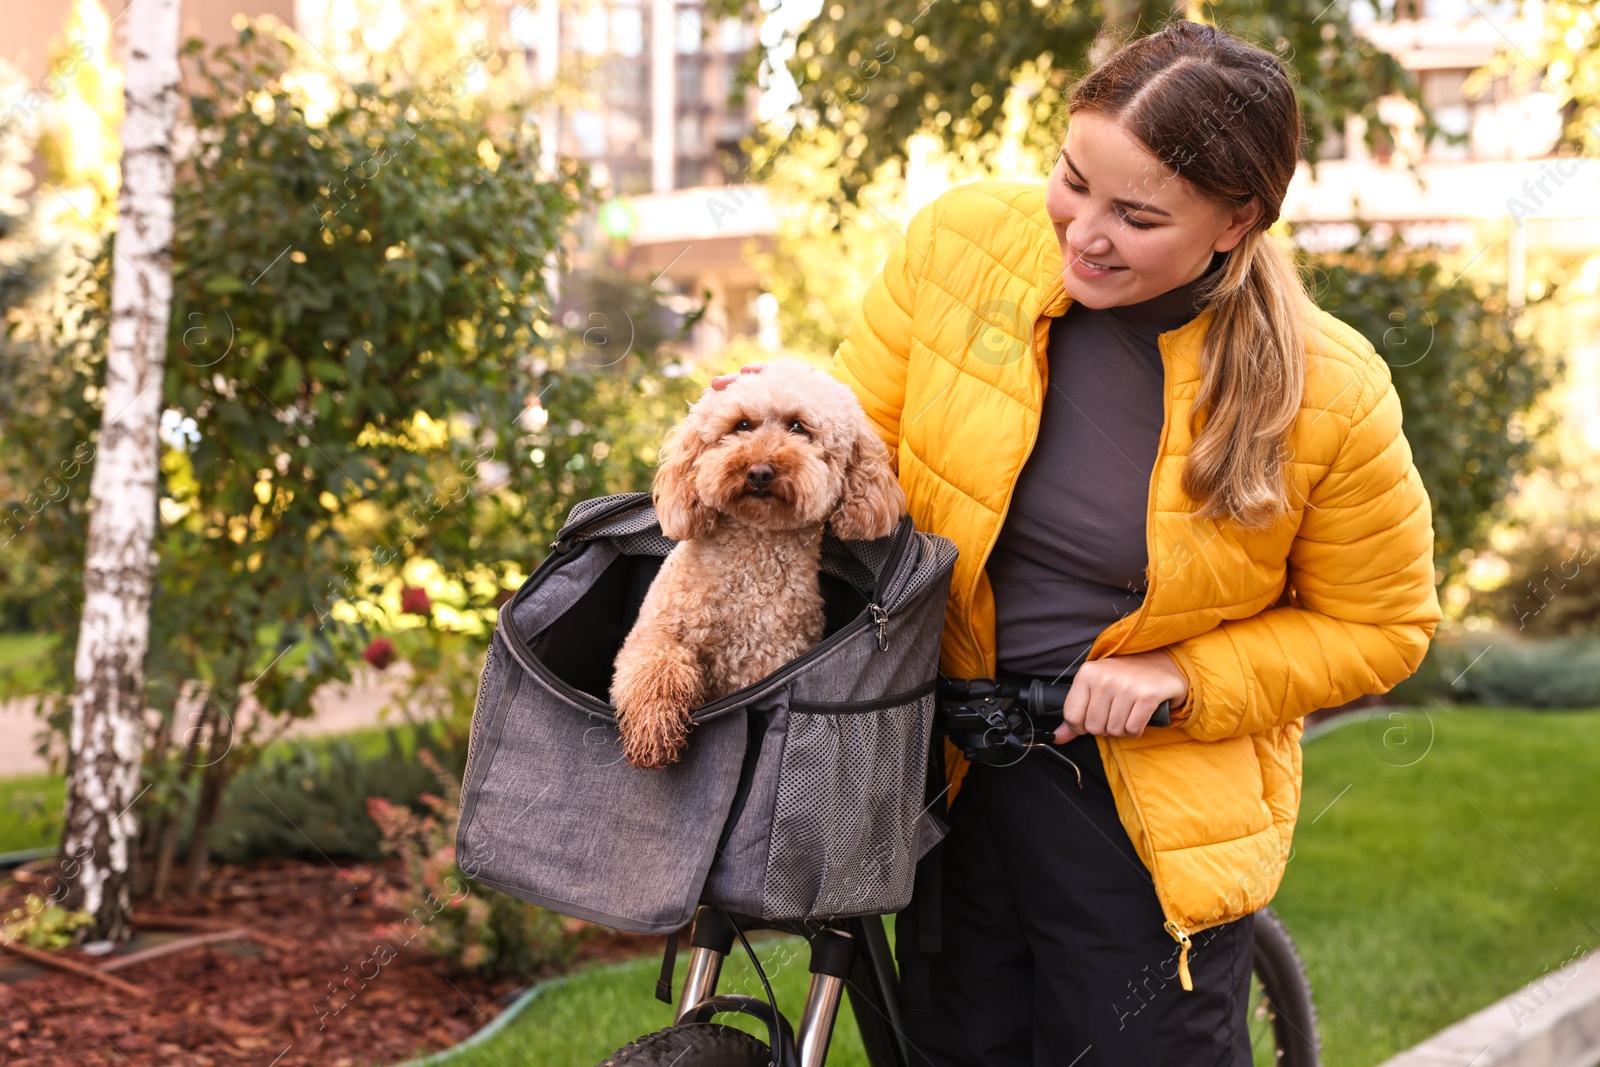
[{"x1": 710, "y1": 20, "x2": 1441, "y2": 1066}]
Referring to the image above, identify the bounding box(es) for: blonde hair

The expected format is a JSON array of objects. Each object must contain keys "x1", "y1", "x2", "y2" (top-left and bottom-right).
[{"x1": 1070, "y1": 21, "x2": 1312, "y2": 528}]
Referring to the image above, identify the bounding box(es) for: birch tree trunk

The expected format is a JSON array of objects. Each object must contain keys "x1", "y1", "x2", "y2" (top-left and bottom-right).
[{"x1": 59, "y1": 0, "x2": 183, "y2": 942}]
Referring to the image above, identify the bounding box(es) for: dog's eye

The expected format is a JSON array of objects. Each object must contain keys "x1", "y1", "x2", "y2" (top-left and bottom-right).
[
  {"x1": 733, "y1": 419, "x2": 752, "y2": 432},
  {"x1": 788, "y1": 419, "x2": 809, "y2": 435}
]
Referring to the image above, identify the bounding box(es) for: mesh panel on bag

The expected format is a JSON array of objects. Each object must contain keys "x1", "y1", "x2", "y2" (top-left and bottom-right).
[
  {"x1": 885, "y1": 537, "x2": 958, "y2": 610},
  {"x1": 761, "y1": 693, "x2": 934, "y2": 918},
  {"x1": 562, "y1": 493, "x2": 651, "y2": 533}
]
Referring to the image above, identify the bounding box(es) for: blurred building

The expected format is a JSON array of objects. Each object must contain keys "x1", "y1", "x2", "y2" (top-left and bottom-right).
[
  {"x1": 7, "y1": 0, "x2": 285, "y2": 94},
  {"x1": 509, "y1": 0, "x2": 775, "y2": 362},
  {"x1": 1285, "y1": 4, "x2": 1600, "y2": 275}
]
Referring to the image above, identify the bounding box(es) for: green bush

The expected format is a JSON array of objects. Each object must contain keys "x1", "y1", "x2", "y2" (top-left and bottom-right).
[
  {"x1": 1388, "y1": 633, "x2": 1600, "y2": 709},
  {"x1": 205, "y1": 719, "x2": 466, "y2": 865},
  {"x1": 1476, "y1": 530, "x2": 1600, "y2": 637},
  {"x1": 1304, "y1": 229, "x2": 1559, "y2": 586},
  {"x1": 368, "y1": 748, "x2": 579, "y2": 980}
]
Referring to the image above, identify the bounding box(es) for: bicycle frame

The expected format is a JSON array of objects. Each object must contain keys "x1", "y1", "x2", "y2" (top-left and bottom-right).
[{"x1": 674, "y1": 905, "x2": 910, "y2": 1067}]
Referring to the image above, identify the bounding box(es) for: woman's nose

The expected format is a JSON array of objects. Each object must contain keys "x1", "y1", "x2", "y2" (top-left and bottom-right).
[{"x1": 1064, "y1": 214, "x2": 1115, "y2": 260}]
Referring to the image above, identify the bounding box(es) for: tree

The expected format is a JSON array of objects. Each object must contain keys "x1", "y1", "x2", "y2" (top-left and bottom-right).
[
  {"x1": 714, "y1": 0, "x2": 1422, "y2": 214},
  {"x1": 1515, "y1": 0, "x2": 1600, "y2": 155},
  {"x1": 3, "y1": 21, "x2": 704, "y2": 907},
  {"x1": 1303, "y1": 229, "x2": 1559, "y2": 587},
  {"x1": 57, "y1": 0, "x2": 181, "y2": 941},
  {"x1": 0, "y1": 62, "x2": 58, "y2": 319}
]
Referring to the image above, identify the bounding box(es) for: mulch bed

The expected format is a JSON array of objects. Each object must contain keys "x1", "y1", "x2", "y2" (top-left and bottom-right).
[{"x1": 0, "y1": 856, "x2": 660, "y2": 1067}]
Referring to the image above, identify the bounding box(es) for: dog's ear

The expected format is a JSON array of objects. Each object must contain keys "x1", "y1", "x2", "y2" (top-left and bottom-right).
[
  {"x1": 829, "y1": 426, "x2": 907, "y2": 541},
  {"x1": 653, "y1": 419, "x2": 717, "y2": 541}
]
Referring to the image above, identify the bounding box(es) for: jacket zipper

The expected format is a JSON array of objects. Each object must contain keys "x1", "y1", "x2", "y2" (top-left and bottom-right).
[
  {"x1": 1098, "y1": 321, "x2": 1236, "y2": 985},
  {"x1": 962, "y1": 290, "x2": 1208, "y2": 982}
]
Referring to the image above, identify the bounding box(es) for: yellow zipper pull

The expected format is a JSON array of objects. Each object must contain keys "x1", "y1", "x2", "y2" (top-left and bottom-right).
[{"x1": 1164, "y1": 920, "x2": 1194, "y2": 991}]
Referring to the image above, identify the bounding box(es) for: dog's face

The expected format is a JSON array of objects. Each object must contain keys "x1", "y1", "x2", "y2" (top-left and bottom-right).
[{"x1": 653, "y1": 358, "x2": 907, "y2": 541}]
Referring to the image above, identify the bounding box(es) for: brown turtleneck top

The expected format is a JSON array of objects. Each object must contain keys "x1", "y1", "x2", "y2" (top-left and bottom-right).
[{"x1": 987, "y1": 254, "x2": 1222, "y2": 680}]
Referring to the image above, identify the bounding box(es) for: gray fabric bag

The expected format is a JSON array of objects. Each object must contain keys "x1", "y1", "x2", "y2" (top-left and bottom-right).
[{"x1": 454, "y1": 491, "x2": 958, "y2": 934}]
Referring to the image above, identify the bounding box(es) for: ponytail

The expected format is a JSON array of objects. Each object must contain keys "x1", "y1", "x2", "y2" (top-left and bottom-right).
[
  {"x1": 1185, "y1": 229, "x2": 1310, "y2": 529},
  {"x1": 1068, "y1": 20, "x2": 1311, "y2": 528}
]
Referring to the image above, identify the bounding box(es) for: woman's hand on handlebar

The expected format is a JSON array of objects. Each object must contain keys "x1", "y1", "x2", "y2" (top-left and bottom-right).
[
  {"x1": 1053, "y1": 650, "x2": 1189, "y2": 743},
  {"x1": 703, "y1": 363, "x2": 765, "y2": 396}
]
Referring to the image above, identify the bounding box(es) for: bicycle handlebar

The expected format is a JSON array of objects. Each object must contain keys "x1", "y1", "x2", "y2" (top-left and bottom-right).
[
  {"x1": 938, "y1": 676, "x2": 1171, "y2": 729},
  {"x1": 933, "y1": 676, "x2": 1172, "y2": 780}
]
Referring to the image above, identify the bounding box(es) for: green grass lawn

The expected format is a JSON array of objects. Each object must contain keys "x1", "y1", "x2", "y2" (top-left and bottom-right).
[
  {"x1": 0, "y1": 719, "x2": 444, "y2": 855},
  {"x1": 414, "y1": 707, "x2": 1600, "y2": 1067},
  {"x1": 4, "y1": 707, "x2": 1595, "y2": 1065},
  {"x1": 0, "y1": 773, "x2": 65, "y2": 855},
  {"x1": 0, "y1": 632, "x2": 58, "y2": 695},
  {"x1": 1273, "y1": 707, "x2": 1600, "y2": 1066}
]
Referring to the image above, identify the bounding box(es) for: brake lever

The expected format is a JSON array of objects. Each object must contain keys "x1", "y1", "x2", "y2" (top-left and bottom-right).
[{"x1": 1023, "y1": 738, "x2": 1084, "y2": 789}]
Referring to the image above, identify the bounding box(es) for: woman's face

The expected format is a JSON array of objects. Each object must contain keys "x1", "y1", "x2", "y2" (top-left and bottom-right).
[{"x1": 1046, "y1": 111, "x2": 1262, "y2": 309}]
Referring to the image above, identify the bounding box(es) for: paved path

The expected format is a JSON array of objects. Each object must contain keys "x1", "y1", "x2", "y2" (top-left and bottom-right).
[
  {"x1": 1378, "y1": 945, "x2": 1600, "y2": 1067},
  {"x1": 0, "y1": 664, "x2": 412, "y2": 779}
]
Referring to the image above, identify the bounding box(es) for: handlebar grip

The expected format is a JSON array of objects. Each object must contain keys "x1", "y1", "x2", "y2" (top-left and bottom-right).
[
  {"x1": 1150, "y1": 700, "x2": 1171, "y2": 729},
  {"x1": 1027, "y1": 680, "x2": 1171, "y2": 729}
]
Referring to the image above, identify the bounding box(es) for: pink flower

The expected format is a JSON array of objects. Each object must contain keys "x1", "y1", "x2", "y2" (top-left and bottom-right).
[
  {"x1": 363, "y1": 637, "x2": 397, "y2": 670},
  {"x1": 400, "y1": 586, "x2": 431, "y2": 615}
]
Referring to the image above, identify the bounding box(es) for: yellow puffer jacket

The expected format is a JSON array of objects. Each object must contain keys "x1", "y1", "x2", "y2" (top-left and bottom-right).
[{"x1": 830, "y1": 179, "x2": 1442, "y2": 984}]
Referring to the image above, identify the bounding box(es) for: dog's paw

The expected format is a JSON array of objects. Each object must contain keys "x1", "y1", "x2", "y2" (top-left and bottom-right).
[
  {"x1": 612, "y1": 643, "x2": 704, "y2": 770},
  {"x1": 618, "y1": 705, "x2": 692, "y2": 770}
]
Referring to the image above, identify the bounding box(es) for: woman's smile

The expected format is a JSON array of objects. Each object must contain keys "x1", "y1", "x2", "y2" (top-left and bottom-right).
[
  {"x1": 1066, "y1": 247, "x2": 1128, "y2": 279},
  {"x1": 1047, "y1": 111, "x2": 1257, "y2": 308}
]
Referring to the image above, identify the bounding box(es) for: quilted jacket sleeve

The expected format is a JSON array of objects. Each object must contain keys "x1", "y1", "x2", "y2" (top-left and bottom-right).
[
  {"x1": 829, "y1": 197, "x2": 938, "y2": 454},
  {"x1": 1160, "y1": 353, "x2": 1444, "y2": 742}
]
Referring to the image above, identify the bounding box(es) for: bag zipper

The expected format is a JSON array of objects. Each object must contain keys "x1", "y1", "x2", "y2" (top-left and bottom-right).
[
  {"x1": 495, "y1": 516, "x2": 924, "y2": 725},
  {"x1": 789, "y1": 678, "x2": 937, "y2": 714},
  {"x1": 457, "y1": 636, "x2": 501, "y2": 823},
  {"x1": 549, "y1": 492, "x2": 655, "y2": 554}
]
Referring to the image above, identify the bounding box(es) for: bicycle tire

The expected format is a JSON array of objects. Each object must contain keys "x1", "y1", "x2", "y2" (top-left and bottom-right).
[
  {"x1": 1251, "y1": 907, "x2": 1321, "y2": 1067},
  {"x1": 597, "y1": 1022, "x2": 773, "y2": 1067}
]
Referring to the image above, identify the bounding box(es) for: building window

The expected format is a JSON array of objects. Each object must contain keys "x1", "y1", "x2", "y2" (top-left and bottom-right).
[
  {"x1": 721, "y1": 62, "x2": 748, "y2": 109},
  {"x1": 578, "y1": 6, "x2": 608, "y2": 54},
  {"x1": 509, "y1": 6, "x2": 538, "y2": 50},
  {"x1": 678, "y1": 60, "x2": 702, "y2": 104},
  {"x1": 612, "y1": 6, "x2": 643, "y2": 57},
  {"x1": 677, "y1": 111, "x2": 703, "y2": 152},
  {"x1": 1422, "y1": 69, "x2": 1472, "y2": 160},
  {"x1": 676, "y1": 5, "x2": 702, "y2": 53},
  {"x1": 676, "y1": 158, "x2": 710, "y2": 189},
  {"x1": 610, "y1": 112, "x2": 645, "y2": 153},
  {"x1": 717, "y1": 16, "x2": 746, "y2": 52},
  {"x1": 572, "y1": 109, "x2": 607, "y2": 155}
]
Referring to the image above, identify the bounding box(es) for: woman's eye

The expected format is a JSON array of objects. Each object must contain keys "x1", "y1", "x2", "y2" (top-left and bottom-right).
[
  {"x1": 1059, "y1": 175, "x2": 1087, "y2": 194},
  {"x1": 733, "y1": 419, "x2": 752, "y2": 432},
  {"x1": 788, "y1": 419, "x2": 808, "y2": 435},
  {"x1": 1119, "y1": 212, "x2": 1156, "y2": 231}
]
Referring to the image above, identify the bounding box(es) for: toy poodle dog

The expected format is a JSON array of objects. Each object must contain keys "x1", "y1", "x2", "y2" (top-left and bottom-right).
[{"x1": 610, "y1": 358, "x2": 907, "y2": 770}]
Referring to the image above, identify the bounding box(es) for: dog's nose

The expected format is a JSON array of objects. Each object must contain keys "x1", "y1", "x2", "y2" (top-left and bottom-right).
[{"x1": 746, "y1": 464, "x2": 776, "y2": 490}]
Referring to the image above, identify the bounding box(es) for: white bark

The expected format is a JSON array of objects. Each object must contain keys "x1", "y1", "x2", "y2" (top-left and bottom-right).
[{"x1": 60, "y1": 0, "x2": 182, "y2": 941}]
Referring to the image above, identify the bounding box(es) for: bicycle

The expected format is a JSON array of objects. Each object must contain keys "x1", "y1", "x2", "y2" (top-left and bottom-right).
[{"x1": 597, "y1": 676, "x2": 1321, "y2": 1067}]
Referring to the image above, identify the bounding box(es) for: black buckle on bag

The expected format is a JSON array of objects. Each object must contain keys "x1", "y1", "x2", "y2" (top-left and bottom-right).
[{"x1": 655, "y1": 929, "x2": 679, "y2": 1004}]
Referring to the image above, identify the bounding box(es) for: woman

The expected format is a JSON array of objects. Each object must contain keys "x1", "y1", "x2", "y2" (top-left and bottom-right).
[{"x1": 712, "y1": 20, "x2": 1441, "y2": 1065}]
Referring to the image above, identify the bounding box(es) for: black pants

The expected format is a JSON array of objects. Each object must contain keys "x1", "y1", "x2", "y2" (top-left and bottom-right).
[{"x1": 896, "y1": 732, "x2": 1255, "y2": 1067}]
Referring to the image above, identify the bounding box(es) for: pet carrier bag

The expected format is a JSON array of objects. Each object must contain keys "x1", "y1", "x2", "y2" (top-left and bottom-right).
[{"x1": 454, "y1": 491, "x2": 958, "y2": 934}]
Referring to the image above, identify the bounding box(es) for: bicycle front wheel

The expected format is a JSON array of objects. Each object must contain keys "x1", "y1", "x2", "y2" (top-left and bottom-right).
[
  {"x1": 1248, "y1": 907, "x2": 1321, "y2": 1066},
  {"x1": 598, "y1": 1022, "x2": 772, "y2": 1067}
]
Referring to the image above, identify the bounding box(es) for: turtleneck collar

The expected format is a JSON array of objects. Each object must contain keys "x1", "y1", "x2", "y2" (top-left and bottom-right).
[{"x1": 1092, "y1": 250, "x2": 1227, "y2": 335}]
